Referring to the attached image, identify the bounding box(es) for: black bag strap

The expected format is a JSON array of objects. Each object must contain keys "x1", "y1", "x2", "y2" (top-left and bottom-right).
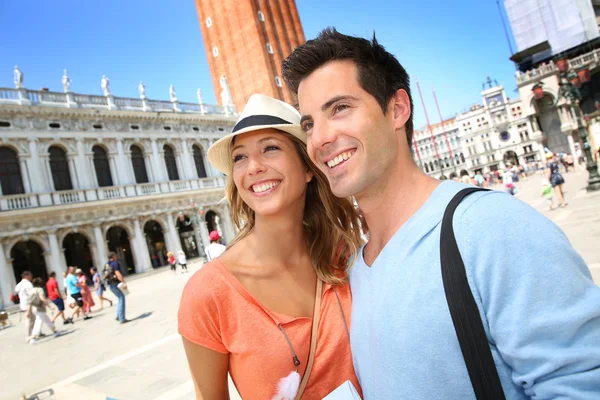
[{"x1": 440, "y1": 187, "x2": 506, "y2": 400}]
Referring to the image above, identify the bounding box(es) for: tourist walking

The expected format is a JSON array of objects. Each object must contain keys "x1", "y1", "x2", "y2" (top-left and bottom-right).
[
  {"x1": 204, "y1": 231, "x2": 226, "y2": 261},
  {"x1": 65, "y1": 266, "x2": 92, "y2": 321},
  {"x1": 76, "y1": 269, "x2": 95, "y2": 313},
  {"x1": 179, "y1": 94, "x2": 364, "y2": 399},
  {"x1": 177, "y1": 250, "x2": 188, "y2": 273},
  {"x1": 167, "y1": 252, "x2": 177, "y2": 274},
  {"x1": 46, "y1": 271, "x2": 72, "y2": 325},
  {"x1": 27, "y1": 277, "x2": 59, "y2": 344},
  {"x1": 105, "y1": 252, "x2": 128, "y2": 324},
  {"x1": 15, "y1": 271, "x2": 35, "y2": 341},
  {"x1": 91, "y1": 266, "x2": 112, "y2": 310},
  {"x1": 546, "y1": 152, "x2": 567, "y2": 207}
]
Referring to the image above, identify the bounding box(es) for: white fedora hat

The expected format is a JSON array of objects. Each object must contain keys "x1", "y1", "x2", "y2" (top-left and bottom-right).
[{"x1": 207, "y1": 94, "x2": 304, "y2": 175}]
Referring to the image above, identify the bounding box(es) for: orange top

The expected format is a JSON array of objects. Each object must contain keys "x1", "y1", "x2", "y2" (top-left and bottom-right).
[{"x1": 178, "y1": 260, "x2": 362, "y2": 399}]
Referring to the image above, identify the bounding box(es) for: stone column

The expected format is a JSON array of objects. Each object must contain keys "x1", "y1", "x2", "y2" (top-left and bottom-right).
[
  {"x1": 220, "y1": 205, "x2": 237, "y2": 244},
  {"x1": 93, "y1": 224, "x2": 108, "y2": 266},
  {"x1": 166, "y1": 213, "x2": 183, "y2": 254},
  {"x1": 116, "y1": 139, "x2": 133, "y2": 185},
  {"x1": 151, "y1": 140, "x2": 166, "y2": 182},
  {"x1": 67, "y1": 155, "x2": 80, "y2": 190},
  {"x1": 205, "y1": 141, "x2": 222, "y2": 177},
  {"x1": 133, "y1": 219, "x2": 152, "y2": 272},
  {"x1": 108, "y1": 153, "x2": 120, "y2": 186},
  {"x1": 144, "y1": 151, "x2": 156, "y2": 183},
  {"x1": 75, "y1": 139, "x2": 92, "y2": 189},
  {"x1": 28, "y1": 139, "x2": 47, "y2": 192},
  {"x1": 180, "y1": 140, "x2": 193, "y2": 179},
  {"x1": 18, "y1": 156, "x2": 32, "y2": 193},
  {"x1": 175, "y1": 150, "x2": 185, "y2": 181},
  {"x1": 0, "y1": 242, "x2": 17, "y2": 309},
  {"x1": 47, "y1": 230, "x2": 67, "y2": 289},
  {"x1": 197, "y1": 217, "x2": 211, "y2": 254}
]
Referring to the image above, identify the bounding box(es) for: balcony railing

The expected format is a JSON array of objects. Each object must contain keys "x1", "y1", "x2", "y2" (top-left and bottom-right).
[
  {"x1": 516, "y1": 48, "x2": 600, "y2": 86},
  {"x1": 0, "y1": 177, "x2": 226, "y2": 212},
  {"x1": 0, "y1": 87, "x2": 236, "y2": 116}
]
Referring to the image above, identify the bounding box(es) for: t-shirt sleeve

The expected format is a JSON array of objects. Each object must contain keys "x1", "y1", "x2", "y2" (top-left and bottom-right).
[
  {"x1": 178, "y1": 265, "x2": 229, "y2": 354},
  {"x1": 456, "y1": 191, "x2": 600, "y2": 398}
]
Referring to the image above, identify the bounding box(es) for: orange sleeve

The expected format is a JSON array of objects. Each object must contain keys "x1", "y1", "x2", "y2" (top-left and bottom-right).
[{"x1": 177, "y1": 265, "x2": 229, "y2": 354}]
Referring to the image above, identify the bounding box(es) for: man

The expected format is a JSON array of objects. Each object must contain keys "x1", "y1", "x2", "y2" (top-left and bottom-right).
[
  {"x1": 282, "y1": 28, "x2": 600, "y2": 399},
  {"x1": 46, "y1": 271, "x2": 72, "y2": 325},
  {"x1": 204, "y1": 230, "x2": 226, "y2": 261},
  {"x1": 65, "y1": 266, "x2": 91, "y2": 321},
  {"x1": 15, "y1": 271, "x2": 35, "y2": 341},
  {"x1": 106, "y1": 252, "x2": 128, "y2": 324}
]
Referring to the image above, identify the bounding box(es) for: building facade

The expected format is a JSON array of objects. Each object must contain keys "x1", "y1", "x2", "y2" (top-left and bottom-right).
[
  {"x1": 412, "y1": 118, "x2": 467, "y2": 178},
  {"x1": 0, "y1": 80, "x2": 237, "y2": 309},
  {"x1": 455, "y1": 81, "x2": 544, "y2": 174},
  {"x1": 195, "y1": 0, "x2": 305, "y2": 111}
]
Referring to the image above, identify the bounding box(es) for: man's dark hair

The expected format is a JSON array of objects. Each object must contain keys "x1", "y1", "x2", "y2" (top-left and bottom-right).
[
  {"x1": 282, "y1": 27, "x2": 415, "y2": 145},
  {"x1": 21, "y1": 270, "x2": 32, "y2": 279},
  {"x1": 108, "y1": 252, "x2": 116, "y2": 259},
  {"x1": 49, "y1": 271, "x2": 56, "y2": 278}
]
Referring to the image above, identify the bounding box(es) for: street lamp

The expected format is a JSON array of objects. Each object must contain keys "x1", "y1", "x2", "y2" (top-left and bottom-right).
[{"x1": 532, "y1": 63, "x2": 600, "y2": 191}]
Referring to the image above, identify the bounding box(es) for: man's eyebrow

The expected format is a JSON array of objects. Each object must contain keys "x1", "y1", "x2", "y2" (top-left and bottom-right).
[{"x1": 321, "y1": 95, "x2": 358, "y2": 112}]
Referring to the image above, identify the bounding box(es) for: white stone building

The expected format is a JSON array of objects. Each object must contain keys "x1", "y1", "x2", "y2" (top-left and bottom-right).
[
  {"x1": 0, "y1": 77, "x2": 237, "y2": 309},
  {"x1": 454, "y1": 80, "x2": 544, "y2": 174},
  {"x1": 412, "y1": 118, "x2": 468, "y2": 178}
]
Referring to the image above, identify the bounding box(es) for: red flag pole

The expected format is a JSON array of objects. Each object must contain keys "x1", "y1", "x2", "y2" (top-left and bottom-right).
[
  {"x1": 416, "y1": 79, "x2": 439, "y2": 160},
  {"x1": 432, "y1": 88, "x2": 453, "y2": 159}
]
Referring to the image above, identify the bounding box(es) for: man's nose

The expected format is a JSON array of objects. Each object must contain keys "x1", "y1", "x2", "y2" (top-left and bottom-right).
[{"x1": 310, "y1": 119, "x2": 337, "y2": 151}]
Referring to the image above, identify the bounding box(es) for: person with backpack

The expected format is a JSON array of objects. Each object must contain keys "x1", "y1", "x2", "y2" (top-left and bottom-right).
[
  {"x1": 14, "y1": 270, "x2": 36, "y2": 341},
  {"x1": 26, "y1": 277, "x2": 60, "y2": 344},
  {"x1": 105, "y1": 252, "x2": 128, "y2": 324},
  {"x1": 283, "y1": 28, "x2": 600, "y2": 398}
]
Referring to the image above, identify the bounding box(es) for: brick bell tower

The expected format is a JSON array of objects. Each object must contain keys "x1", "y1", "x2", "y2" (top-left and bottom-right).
[{"x1": 194, "y1": 0, "x2": 305, "y2": 112}]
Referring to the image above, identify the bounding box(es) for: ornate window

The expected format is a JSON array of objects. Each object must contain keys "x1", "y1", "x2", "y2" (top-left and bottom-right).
[
  {"x1": 49, "y1": 146, "x2": 73, "y2": 191},
  {"x1": 0, "y1": 147, "x2": 24, "y2": 195},
  {"x1": 130, "y1": 145, "x2": 149, "y2": 184},
  {"x1": 192, "y1": 145, "x2": 207, "y2": 178},
  {"x1": 93, "y1": 145, "x2": 113, "y2": 187},
  {"x1": 163, "y1": 145, "x2": 180, "y2": 181}
]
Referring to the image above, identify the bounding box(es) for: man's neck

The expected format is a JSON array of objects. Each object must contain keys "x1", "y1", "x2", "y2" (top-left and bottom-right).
[{"x1": 357, "y1": 161, "x2": 440, "y2": 266}]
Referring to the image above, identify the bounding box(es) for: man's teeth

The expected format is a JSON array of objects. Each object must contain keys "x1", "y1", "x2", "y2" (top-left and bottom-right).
[
  {"x1": 252, "y1": 181, "x2": 280, "y2": 193},
  {"x1": 326, "y1": 151, "x2": 355, "y2": 168}
]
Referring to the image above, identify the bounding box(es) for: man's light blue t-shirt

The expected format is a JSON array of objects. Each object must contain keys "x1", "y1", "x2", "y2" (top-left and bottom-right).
[
  {"x1": 350, "y1": 180, "x2": 600, "y2": 399},
  {"x1": 65, "y1": 273, "x2": 80, "y2": 295}
]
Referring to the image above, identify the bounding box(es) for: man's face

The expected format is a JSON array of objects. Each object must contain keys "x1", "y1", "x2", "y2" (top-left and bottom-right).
[{"x1": 297, "y1": 60, "x2": 407, "y2": 198}]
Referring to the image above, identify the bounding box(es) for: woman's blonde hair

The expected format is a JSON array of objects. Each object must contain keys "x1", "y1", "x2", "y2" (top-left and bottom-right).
[{"x1": 225, "y1": 132, "x2": 364, "y2": 285}]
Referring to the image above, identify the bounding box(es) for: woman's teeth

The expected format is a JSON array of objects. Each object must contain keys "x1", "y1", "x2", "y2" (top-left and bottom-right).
[{"x1": 252, "y1": 181, "x2": 280, "y2": 193}]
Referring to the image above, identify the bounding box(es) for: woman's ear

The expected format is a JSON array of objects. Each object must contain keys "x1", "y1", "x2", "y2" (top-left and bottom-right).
[{"x1": 305, "y1": 169, "x2": 314, "y2": 183}]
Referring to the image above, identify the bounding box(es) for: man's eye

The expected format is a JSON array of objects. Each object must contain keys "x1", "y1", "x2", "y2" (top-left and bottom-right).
[
  {"x1": 334, "y1": 104, "x2": 349, "y2": 113},
  {"x1": 302, "y1": 122, "x2": 313, "y2": 133}
]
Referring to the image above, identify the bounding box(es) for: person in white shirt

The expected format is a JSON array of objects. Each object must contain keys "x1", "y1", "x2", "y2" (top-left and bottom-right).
[
  {"x1": 178, "y1": 250, "x2": 188, "y2": 273},
  {"x1": 205, "y1": 231, "x2": 226, "y2": 262},
  {"x1": 14, "y1": 270, "x2": 35, "y2": 340}
]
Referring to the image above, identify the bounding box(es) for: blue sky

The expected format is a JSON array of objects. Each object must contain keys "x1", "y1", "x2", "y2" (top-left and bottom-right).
[{"x1": 0, "y1": 0, "x2": 518, "y2": 129}]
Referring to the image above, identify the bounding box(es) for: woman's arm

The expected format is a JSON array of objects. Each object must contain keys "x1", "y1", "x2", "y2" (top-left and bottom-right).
[
  {"x1": 93, "y1": 275, "x2": 99, "y2": 291},
  {"x1": 182, "y1": 337, "x2": 230, "y2": 400}
]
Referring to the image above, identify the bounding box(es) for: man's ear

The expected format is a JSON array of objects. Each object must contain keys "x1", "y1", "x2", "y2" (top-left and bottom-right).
[{"x1": 390, "y1": 88, "x2": 411, "y2": 132}]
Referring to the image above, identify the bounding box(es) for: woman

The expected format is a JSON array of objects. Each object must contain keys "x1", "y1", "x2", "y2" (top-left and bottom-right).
[
  {"x1": 76, "y1": 268, "x2": 95, "y2": 313},
  {"x1": 167, "y1": 252, "x2": 177, "y2": 274},
  {"x1": 546, "y1": 152, "x2": 567, "y2": 207},
  {"x1": 178, "y1": 94, "x2": 364, "y2": 399},
  {"x1": 91, "y1": 266, "x2": 113, "y2": 310}
]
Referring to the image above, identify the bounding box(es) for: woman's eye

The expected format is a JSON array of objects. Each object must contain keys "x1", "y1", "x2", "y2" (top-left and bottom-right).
[
  {"x1": 233, "y1": 154, "x2": 245, "y2": 163},
  {"x1": 265, "y1": 145, "x2": 280, "y2": 152}
]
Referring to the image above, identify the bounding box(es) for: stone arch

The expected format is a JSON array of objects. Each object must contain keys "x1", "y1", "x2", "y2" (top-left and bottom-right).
[
  {"x1": 0, "y1": 145, "x2": 25, "y2": 195},
  {"x1": 144, "y1": 219, "x2": 168, "y2": 268},
  {"x1": 10, "y1": 240, "x2": 49, "y2": 282},
  {"x1": 62, "y1": 231, "x2": 95, "y2": 279},
  {"x1": 105, "y1": 224, "x2": 136, "y2": 276},
  {"x1": 205, "y1": 209, "x2": 222, "y2": 237},
  {"x1": 40, "y1": 140, "x2": 76, "y2": 156},
  {"x1": 176, "y1": 214, "x2": 200, "y2": 259}
]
